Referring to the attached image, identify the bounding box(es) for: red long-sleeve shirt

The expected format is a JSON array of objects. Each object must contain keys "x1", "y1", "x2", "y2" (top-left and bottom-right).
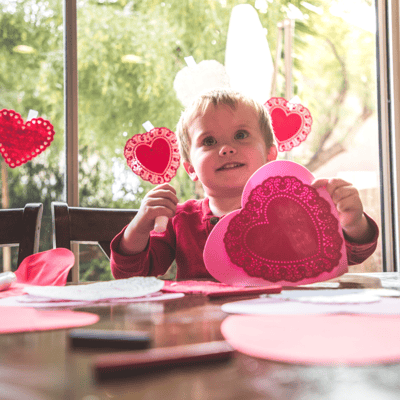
[{"x1": 110, "y1": 198, "x2": 379, "y2": 280}]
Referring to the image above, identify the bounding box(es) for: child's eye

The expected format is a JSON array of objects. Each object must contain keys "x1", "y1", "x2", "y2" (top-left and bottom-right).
[
  {"x1": 235, "y1": 130, "x2": 249, "y2": 140},
  {"x1": 202, "y1": 136, "x2": 216, "y2": 146}
]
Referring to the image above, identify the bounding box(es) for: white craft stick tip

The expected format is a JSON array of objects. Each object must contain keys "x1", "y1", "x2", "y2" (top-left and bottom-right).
[
  {"x1": 154, "y1": 215, "x2": 168, "y2": 233},
  {"x1": 184, "y1": 56, "x2": 197, "y2": 67},
  {"x1": 142, "y1": 121, "x2": 155, "y2": 132},
  {"x1": 27, "y1": 109, "x2": 39, "y2": 121}
]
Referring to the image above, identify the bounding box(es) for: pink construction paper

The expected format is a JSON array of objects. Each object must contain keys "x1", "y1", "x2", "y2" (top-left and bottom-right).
[
  {"x1": 15, "y1": 248, "x2": 75, "y2": 286},
  {"x1": 204, "y1": 160, "x2": 347, "y2": 286},
  {"x1": 221, "y1": 314, "x2": 400, "y2": 365},
  {"x1": 221, "y1": 294, "x2": 400, "y2": 315},
  {"x1": 0, "y1": 282, "x2": 30, "y2": 299},
  {"x1": 0, "y1": 306, "x2": 99, "y2": 334},
  {"x1": 162, "y1": 280, "x2": 281, "y2": 298},
  {"x1": 264, "y1": 97, "x2": 313, "y2": 152}
]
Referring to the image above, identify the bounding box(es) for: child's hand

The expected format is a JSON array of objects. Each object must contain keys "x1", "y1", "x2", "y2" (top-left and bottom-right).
[
  {"x1": 119, "y1": 183, "x2": 178, "y2": 255},
  {"x1": 133, "y1": 183, "x2": 179, "y2": 235},
  {"x1": 311, "y1": 178, "x2": 374, "y2": 243}
]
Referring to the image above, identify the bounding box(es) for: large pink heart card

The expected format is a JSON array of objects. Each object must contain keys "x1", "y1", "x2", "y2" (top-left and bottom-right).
[
  {"x1": 204, "y1": 160, "x2": 348, "y2": 286},
  {"x1": 264, "y1": 97, "x2": 312, "y2": 152}
]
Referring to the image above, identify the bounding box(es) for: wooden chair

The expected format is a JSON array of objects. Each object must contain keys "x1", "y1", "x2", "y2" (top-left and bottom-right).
[
  {"x1": 0, "y1": 203, "x2": 43, "y2": 267},
  {"x1": 51, "y1": 202, "x2": 138, "y2": 281}
]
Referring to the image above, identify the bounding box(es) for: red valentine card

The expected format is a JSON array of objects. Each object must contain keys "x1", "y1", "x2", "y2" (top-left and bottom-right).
[
  {"x1": 0, "y1": 109, "x2": 55, "y2": 168},
  {"x1": 204, "y1": 160, "x2": 347, "y2": 286},
  {"x1": 124, "y1": 127, "x2": 180, "y2": 185},
  {"x1": 264, "y1": 97, "x2": 312, "y2": 152}
]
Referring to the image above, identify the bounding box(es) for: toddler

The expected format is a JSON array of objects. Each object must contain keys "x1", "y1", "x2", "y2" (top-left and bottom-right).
[{"x1": 110, "y1": 89, "x2": 378, "y2": 280}]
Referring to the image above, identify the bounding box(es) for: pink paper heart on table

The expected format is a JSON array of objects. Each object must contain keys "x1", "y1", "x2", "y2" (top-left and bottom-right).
[
  {"x1": 0, "y1": 109, "x2": 55, "y2": 168},
  {"x1": 204, "y1": 160, "x2": 348, "y2": 286},
  {"x1": 124, "y1": 127, "x2": 180, "y2": 184},
  {"x1": 15, "y1": 248, "x2": 75, "y2": 286},
  {"x1": 264, "y1": 97, "x2": 312, "y2": 152}
]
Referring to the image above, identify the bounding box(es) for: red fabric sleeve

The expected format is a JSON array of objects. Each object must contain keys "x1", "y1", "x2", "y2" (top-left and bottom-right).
[
  {"x1": 110, "y1": 223, "x2": 176, "y2": 279},
  {"x1": 345, "y1": 213, "x2": 379, "y2": 266}
]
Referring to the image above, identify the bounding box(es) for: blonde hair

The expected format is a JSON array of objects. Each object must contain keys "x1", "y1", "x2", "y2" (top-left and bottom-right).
[{"x1": 176, "y1": 88, "x2": 275, "y2": 163}]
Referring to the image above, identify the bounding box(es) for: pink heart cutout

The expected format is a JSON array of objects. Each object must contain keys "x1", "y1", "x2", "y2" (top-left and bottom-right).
[
  {"x1": 264, "y1": 98, "x2": 312, "y2": 152},
  {"x1": 0, "y1": 109, "x2": 55, "y2": 168},
  {"x1": 204, "y1": 160, "x2": 348, "y2": 286},
  {"x1": 124, "y1": 127, "x2": 180, "y2": 184}
]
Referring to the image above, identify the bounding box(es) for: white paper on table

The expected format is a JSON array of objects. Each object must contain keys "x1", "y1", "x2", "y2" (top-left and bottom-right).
[
  {"x1": 24, "y1": 276, "x2": 165, "y2": 301},
  {"x1": 0, "y1": 292, "x2": 184, "y2": 308},
  {"x1": 222, "y1": 289, "x2": 400, "y2": 315}
]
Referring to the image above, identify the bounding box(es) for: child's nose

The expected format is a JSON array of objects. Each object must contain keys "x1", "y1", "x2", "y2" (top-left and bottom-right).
[{"x1": 219, "y1": 144, "x2": 237, "y2": 156}]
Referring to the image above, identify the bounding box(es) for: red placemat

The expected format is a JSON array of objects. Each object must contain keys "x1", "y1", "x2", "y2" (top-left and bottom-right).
[
  {"x1": 0, "y1": 282, "x2": 29, "y2": 299},
  {"x1": 221, "y1": 314, "x2": 400, "y2": 365},
  {"x1": 162, "y1": 280, "x2": 281, "y2": 298},
  {"x1": 0, "y1": 306, "x2": 99, "y2": 334}
]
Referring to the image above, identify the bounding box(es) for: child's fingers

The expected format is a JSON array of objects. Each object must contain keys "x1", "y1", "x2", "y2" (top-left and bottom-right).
[
  {"x1": 311, "y1": 178, "x2": 352, "y2": 198},
  {"x1": 331, "y1": 186, "x2": 359, "y2": 205},
  {"x1": 311, "y1": 178, "x2": 329, "y2": 190},
  {"x1": 335, "y1": 193, "x2": 362, "y2": 214},
  {"x1": 147, "y1": 186, "x2": 178, "y2": 204},
  {"x1": 152, "y1": 183, "x2": 177, "y2": 195},
  {"x1": 144, "y1": 197, "x2": 177, "y2": 214}
]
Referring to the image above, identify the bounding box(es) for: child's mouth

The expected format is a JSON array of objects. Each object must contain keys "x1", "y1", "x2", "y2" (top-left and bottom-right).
[{"x1": 217, "y1": 163, "x2": 245, "y2": 171}]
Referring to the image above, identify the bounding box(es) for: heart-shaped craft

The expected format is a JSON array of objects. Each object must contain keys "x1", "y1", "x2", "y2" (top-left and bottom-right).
[
  {"x1": 0, "y1": 109, "x2": 55, "y2": 168},
  {"x1": 264, "y1": 97, "x2": 312, "y2": 152},
  {"x1": 124, "y1": 127, "x2": 180, "y2": 184},
  {"x1": 204, "y1": 160, "x2": 348, "y2": 286}
]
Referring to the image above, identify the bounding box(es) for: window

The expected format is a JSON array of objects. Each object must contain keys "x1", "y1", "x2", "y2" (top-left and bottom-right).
[
  {"x1": 1, "y1": 0, "x2": 393, "y2": 279},
  {"x1": 0, "y1": 0, "x2": 64, "y2": 270}
]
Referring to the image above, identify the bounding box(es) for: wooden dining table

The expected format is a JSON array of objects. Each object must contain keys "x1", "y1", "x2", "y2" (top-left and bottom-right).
[{"x1": 1, "y1": 273, "x2": 400, "y2": 400}]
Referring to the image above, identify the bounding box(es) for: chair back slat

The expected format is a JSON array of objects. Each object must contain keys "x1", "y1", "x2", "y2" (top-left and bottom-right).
[
  {"x1": 0, "y1": 203, "x2": 43, "y2": 266},
  {"x1": 51, "y1": 202, "x2": 138, "y2": 281}
]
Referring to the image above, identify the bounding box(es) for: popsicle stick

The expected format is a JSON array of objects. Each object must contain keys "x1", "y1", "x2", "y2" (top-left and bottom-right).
[
  {"x1": 142, "y1": 120, "x2": 169, "y2": 233},
  {"x1": 154, "y1": 215, "x2": 168, "y2": 233}
]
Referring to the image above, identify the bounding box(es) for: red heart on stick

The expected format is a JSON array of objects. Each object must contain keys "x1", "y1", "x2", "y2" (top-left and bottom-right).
[
  {"x1": 264, "y1": 97, "x2": 312, "y2": 152},
  {"x1": 0, "y1": 109, "x2": 55, "y2": 168},
  {"x1": 124, "y1": 127, "x2": 180, "y2": 184}
]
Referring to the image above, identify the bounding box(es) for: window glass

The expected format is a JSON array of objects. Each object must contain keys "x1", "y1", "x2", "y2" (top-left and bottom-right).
[
  {"x1": 0, "y1": 0, "x2": 381, "y2": 277},
  {"x1": 77, "y1": 0, "x2": 381, "y2": 280},
  {"x1": 0, "y1": 0, "x2": 64, "y2": 271}
]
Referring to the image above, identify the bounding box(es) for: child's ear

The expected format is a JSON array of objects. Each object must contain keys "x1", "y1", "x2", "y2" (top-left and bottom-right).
[
  {"x1": 183, "y1": 161, "x2": 198, "y2": 181},
  {"x1": 267, "y1": 145, "x2": 278, "y2": 161}
]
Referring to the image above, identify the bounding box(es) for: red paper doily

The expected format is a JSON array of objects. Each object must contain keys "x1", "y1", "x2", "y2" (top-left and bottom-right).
[
  {"x1": 224, "y1": 176, "x2": 343, "y2": 282},
  {"x1": 264, "y1": 97, "x2": 312, "y2": 152},
  {"x1": 124, "y1": 127, "x2": 180, "y2": 184},
  {"x1": 0, "y1": 109, "x2": 55, "y2": 168}
]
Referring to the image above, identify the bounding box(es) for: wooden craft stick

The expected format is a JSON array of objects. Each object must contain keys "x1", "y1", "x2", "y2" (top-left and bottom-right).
[{"x1": 93, "y1": 341, "x2": 234, "y2": 381}]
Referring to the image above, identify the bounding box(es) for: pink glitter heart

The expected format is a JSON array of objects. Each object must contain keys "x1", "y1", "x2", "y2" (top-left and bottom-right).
[
  {"x1": 124, "y1": 127, "x2": 180, "y2": 184},
  {"x1": 204, "y1": 161, "x2": 348, "y2": 286},
  {"x1": 264, "y1": 97, "x2": 312, "y2": 152}
]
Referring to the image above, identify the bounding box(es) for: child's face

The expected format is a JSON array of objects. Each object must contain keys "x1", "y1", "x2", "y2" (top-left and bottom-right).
[{"x1": 183, "y1": 102, "x2": 277, "y2": 198}]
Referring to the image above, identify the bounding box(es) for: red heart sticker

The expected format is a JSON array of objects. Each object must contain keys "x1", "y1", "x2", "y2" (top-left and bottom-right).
[
  {"x1": 264, "y1": 97, "x2": 312, "y2": 152},
  {"x1": 0, "y1": 109, "x2": 55, "y2": 168},
  {"x1": 204, "y1": 161, "x2": 348, "y2": 286},
  {"x1": 124, "y1": 127, "x2": 180, "y2": 184}
]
